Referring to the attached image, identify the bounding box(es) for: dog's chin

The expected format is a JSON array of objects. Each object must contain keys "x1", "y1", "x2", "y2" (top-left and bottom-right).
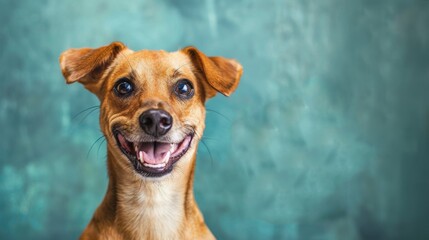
[{"x1": 113, "y1": 131, "x2": 194, "y2": 178}]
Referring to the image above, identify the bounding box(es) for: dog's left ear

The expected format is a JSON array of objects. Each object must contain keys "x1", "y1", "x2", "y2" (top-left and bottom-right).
[
  {"x1": 182, "y1": 47, "x2": 243, "y2": 98},
  {"x1": 59, "y1": 42, "x2": 127, "y2": 95}
]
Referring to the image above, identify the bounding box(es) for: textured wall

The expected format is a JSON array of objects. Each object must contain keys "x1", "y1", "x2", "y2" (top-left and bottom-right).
[{"x1": 1, "y1": 0, "x2": 429, "y2": 239}]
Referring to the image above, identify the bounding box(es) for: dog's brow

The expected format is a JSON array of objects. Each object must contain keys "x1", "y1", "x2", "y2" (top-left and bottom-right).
[
  {"x1": 172, "y1": 61, "x2": 192, "y2": 78},
  {"x1": 129, "y1": 69, "x2": 139, "y2": 81},
  {"x1": 119, "y1": 51, "x2": 142, "y2": 80},
  {"x1": 172, "y1": 69, "x2": 181, "y2": 78}
]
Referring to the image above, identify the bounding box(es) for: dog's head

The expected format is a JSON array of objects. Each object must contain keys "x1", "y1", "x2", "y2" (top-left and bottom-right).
[{"x1": 60, "y1": 42, "x2": 242, "y2": 178}]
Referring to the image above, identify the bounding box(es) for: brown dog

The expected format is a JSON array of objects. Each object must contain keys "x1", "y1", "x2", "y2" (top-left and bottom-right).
[{"x1": 59, "y1": 42, "x2": 242, "y2": 239}]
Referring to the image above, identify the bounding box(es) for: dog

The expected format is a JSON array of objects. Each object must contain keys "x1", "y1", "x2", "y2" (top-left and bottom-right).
[{"x1": 59, "y1": 42, "x2": 242, "y2": 240}]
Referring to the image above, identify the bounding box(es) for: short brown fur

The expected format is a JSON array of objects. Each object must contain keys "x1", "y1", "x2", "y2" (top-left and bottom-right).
[{"x1": 59, "y1": 42, "x2": 242, "y2": 240}]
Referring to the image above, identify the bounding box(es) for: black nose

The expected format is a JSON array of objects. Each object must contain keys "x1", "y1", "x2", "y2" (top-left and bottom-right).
[{"x1": 139, "y1": 109, "x2": 173, "y2": 137}]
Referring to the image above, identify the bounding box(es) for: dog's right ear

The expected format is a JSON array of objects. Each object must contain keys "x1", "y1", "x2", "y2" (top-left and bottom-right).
[
  {"x1": 181, "y1": 47, "x2": 243, "y2": 99},
  {"x1": 59, "y1": 42, "x2": 126, "y2": 95}
]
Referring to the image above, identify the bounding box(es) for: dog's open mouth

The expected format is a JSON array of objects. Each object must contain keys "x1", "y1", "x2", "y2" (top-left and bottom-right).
[{"x1": 114, "y1": 132, "x2": 193, "y2": 177}]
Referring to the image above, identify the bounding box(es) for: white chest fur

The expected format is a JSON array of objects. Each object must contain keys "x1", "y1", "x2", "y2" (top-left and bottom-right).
[{"x1": 117, "y1": 179, "x2": 186, "y2": 240}]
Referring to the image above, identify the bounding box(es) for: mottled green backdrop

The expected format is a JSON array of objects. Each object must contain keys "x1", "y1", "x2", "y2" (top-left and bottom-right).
[{"x1": 1, "y1": 0, "x2": 429, "y2": 239}]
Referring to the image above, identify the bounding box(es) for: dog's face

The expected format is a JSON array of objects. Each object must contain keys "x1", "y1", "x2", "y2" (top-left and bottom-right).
[{"x1": 60, "y1": 42, "x2": 242, "y2": 178}]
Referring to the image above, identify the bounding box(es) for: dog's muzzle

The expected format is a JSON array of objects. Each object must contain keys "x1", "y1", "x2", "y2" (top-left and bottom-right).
[{"x1": 113, "y1": 108, "x2": 194, "y2": 177}]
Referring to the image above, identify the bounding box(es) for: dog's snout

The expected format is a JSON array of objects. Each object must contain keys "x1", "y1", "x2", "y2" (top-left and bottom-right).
[{"x1": 139, "y1": 109, "x2": 173, "y2": 137}]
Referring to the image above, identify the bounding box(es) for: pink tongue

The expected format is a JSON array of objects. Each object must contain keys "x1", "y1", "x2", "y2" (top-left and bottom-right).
[{"x1": 139, "y1": 142, "x2": 171, "y2": 164}]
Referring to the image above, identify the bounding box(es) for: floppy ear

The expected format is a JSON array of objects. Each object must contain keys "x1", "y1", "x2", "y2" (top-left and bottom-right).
[
  {"x1": 59, "y1": 41, "x2": 126, "y2": 95},
  {"x1": 182, "y1": 47, "x2": 243, "y2": 98}
]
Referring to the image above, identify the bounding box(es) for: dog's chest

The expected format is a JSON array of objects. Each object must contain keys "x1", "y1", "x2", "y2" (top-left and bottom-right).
[{"x1": 119, "y1": 184, "x2": 185, "y2": 239}]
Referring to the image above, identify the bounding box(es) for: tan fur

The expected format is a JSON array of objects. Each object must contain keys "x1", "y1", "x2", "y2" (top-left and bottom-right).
[{"x1": 59, "y1": 42, "x2": 242, "y2": 240}]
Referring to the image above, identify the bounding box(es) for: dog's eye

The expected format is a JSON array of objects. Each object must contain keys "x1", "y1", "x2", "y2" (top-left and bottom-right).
[
  {"x1": 174, "y1": 79, "x2": 194, "y2": 99},
  {"x1": 114, "y1": 78, "x2": 134, "y2": 97}
]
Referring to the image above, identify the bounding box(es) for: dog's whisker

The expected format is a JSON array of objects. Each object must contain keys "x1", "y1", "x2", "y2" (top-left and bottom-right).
[
  {"x1": 172, "y1": 61, "x2": 192, "y2": 78},
  {"x1": 192, "y1": 131, "x2": 214, "y2": 167},
  {"x1": 97, "y1": 137, "x2": 107, "y2": 161},
  {"x1": 119, "y1": 51, "x2": 143, "y2": 81},
  {"x1": 200, "y1": 139, "x2": 214, "y2": 168},
  {"x1": 192, "y1": 130, "x2": 203, "y2": 141},
  {"x1": 78, "y1": 108, "x2": 100, "y2": 124},
  {"x1": 87, "y1": 135, "x2": 106, "y2": 160},
  {"x1": 200, "y1": 137, "x2": 218, "y2": 141},
  {"x1": 72, "y1": 105, "x2": 100, "y2": 120},
  {"x1": 206, "y1": 108, "x2": 231, "y2": 123}
]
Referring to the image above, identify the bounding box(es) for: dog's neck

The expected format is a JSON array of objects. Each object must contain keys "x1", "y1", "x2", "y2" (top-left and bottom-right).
[{"x1": 98, "y1": 149, "x2": 202, "y2": 239}]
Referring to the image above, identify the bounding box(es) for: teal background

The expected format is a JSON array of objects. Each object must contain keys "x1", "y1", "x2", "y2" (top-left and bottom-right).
[{"x1": 1, "y1": 0, "x2": 429, "y2": 239}]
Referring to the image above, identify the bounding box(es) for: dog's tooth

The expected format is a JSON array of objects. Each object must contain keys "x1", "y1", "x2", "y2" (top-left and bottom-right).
[
  {"x1": 170, "y1": 143, "x2": 177, "y2": 153},
  {"x1": 163, "y1": 151, "x2": 171, "y2": 163},
  {"x1": 139, "y1": 151, "x2": 144, "y2": 162},
  {"x1": 143, "y1": 162, "x2": 166, "y2": 168}
]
